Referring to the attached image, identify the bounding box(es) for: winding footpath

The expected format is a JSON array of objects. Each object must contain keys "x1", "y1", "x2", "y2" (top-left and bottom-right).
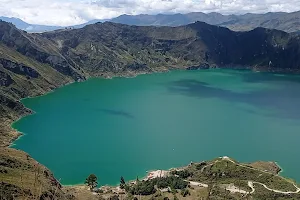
[
  {"x1": 247, "y1": 181, "x2": 255, "y2": 194},
  {"x1": 221, "y1": 157, "x2": 300, "y2": 195},
  {"x1": 181, "y1": 156, "x2": 299, "y2": 195},
  {"x1": 248, "y1": 181, "x2": 300, "y2": 195}
]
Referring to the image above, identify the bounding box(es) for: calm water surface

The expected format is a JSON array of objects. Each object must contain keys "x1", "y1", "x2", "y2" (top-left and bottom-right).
[{"x1": 13, "y1": 69, "x2": 300, "y2": 185}]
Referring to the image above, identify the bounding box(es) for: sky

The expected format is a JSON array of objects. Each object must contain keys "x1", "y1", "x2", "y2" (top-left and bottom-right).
[{"x1": 0, "y1": 0, "x2": 300, "y2": 26}]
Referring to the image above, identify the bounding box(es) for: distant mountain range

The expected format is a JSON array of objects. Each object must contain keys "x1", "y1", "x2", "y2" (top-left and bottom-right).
[
  {"x1": 1, "y1": 11, "x2": 300, "y2": 33},
  {"x1": 110, "y1": 11, "x2": 300, "y2": 33},
  {"x1": 0, "y1": 16, "x2": 62, "y2": 32},
  {"x1": 0, "y1": 17, "x2": 106, "y2": 32}
]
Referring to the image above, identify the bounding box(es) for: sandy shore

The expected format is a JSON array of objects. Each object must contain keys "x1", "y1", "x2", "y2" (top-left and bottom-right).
[{"x1": 143, "y1": 170, "x2": 169, "y2": 181}]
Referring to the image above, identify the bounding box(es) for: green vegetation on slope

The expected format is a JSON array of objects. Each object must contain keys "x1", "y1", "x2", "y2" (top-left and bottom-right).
[
  {"x1": 186, "y1": 158, "x2": 297, "y2": 192},
  {"x1": 80, "y1": 157, "x2": 300, "y2": 200},
  {"x1": 0, "y1": 148, "x2": 70, "y2": 200}
]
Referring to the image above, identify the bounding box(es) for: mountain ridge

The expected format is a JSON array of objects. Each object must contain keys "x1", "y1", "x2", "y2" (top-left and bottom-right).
[{"x1": 111, "y1": 11, "x2": 300, "y2": 32}]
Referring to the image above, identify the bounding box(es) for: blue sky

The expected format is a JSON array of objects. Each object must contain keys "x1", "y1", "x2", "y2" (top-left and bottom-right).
[{"x1": 0, "y1": 0, "x2": 299, "y2": 26}]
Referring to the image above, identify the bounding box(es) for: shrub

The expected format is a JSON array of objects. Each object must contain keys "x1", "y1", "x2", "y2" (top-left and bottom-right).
[
  {"x1": 94, "y1": 188, "x2": 103, "y2": 193},
  {"x1": 110, "y1": 195, "x2": 119, "y2": 200},
  {"x1": 85, "y1": 174, "x2": 98, "y2": 189},
  {"x1": 173, "y1": 194, "x2": 179, "y2": 200},
  {"x1": 180, "y1": 189, "x2": 190, "y2": 197},
  {"x1": 172, "y1": 170, "x2": 192, "y2": 179},
  {"x1": 196, "y1": 162, "x2": 207, "y2": 170},
  {"x1": 129, "y1": 180, "x2": 156, "y2": 195},
  {"x1": 154, "y1": 176, "x2": 188, "y2": 190},
  {"x1": 126, "y1": 176, "x2": 187, "y2": 196}
]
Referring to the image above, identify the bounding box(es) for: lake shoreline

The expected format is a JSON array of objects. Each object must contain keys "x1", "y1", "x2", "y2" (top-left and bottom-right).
[
  {"x1": 7, "y1": 65, "x2": 300, "y2": 149},
  {"x1": 64, "y1": 156, "x2": 292, "y2": 197},
  {"x1": 4, "y1": 66, "x2": 300, "y2": 188},
  {"x1": 6, "y1": 69, "x2": 167, "y2": 148}
]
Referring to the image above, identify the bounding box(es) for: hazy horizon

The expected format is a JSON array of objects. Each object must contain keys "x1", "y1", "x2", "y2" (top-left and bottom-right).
[{"x1": 1, "y1": 0, "x2": 300, "y2": 26}]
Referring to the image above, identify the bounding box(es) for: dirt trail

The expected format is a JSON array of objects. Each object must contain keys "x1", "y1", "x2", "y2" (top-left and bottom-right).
[
  {"x1": 188, "y1": 181, "x2": 208, "y2": 188},
  {"x1": 251, "y1": 181, "x2": 300, "y2": 194},
  {"x1": 248, "y1": 181, "x2": 255, "y2": 194},
  {"x1": 225, "y1": 184, "x2": 248, "y2": 194},
  {"x1": 221, "y1": 157, "x2": 300, "y2": 195}
]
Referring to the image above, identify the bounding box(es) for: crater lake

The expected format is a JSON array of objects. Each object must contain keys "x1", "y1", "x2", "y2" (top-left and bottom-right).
[{"x1": 12, "y1": 69, "x2": 300, "y2": 185}]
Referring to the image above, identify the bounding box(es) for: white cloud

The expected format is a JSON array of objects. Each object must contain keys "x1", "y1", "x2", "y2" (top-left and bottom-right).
[{"x1": 0, "y1": 0, "x2": 300, "y2": 26}]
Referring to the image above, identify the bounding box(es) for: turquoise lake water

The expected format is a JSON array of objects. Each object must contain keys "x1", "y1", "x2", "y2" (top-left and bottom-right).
[{"x1": 12, "y1": 69, "x2": 300, "y2": 185}]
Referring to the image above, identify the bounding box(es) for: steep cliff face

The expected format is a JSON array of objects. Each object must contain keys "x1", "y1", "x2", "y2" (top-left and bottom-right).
[
  {"x1": 0, "y1": 22, "x2": 85, "y2": 80},
  {"x1": 43, "y1": 21, "x2": 300, "y2": 72}
]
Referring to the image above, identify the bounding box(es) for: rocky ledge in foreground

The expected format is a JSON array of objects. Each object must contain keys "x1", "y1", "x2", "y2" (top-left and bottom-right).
[
  {"x1": 63, "y1": 156, "x2": 300, "y2": 200},
  {"x1": 1, "y1": 153, "x2": 299, "y2": 199}
]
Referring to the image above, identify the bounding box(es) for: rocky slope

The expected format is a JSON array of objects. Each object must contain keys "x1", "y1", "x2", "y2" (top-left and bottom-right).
[
  {"x1": 0, "y1": 148, "x2": 73, "y2": 200},
  {"x1": 1, "y1": 20, "x2": 300, "y2": 199}
]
